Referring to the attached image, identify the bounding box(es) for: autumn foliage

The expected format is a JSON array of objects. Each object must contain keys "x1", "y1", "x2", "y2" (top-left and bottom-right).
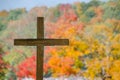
[{"x1": 0, "y1": 0, "x2": 120, "y2": 80}]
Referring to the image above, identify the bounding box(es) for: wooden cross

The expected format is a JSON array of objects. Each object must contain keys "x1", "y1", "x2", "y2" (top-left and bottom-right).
[{"x1": 14, "y1": 17, "x2": 69, "y2": 80}]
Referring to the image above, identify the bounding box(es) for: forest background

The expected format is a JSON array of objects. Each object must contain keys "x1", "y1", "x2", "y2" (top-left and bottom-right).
[{"x1": 0, "y1": 0, "x2": 120, "y2": 80}]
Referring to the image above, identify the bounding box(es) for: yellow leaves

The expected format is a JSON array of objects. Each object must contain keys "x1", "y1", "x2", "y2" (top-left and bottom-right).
[
  {"x1": 89, "y1": 39, "x2": 102, "y2": 53},
  {"x1": 91, "y1": 41, "x2": 99, "y2": 50},
  {"x1": 113, "y1": 34, "x2": 120, "y2": 42},
  {"x1": 72, "y1": 40, "x2": 88, "y2": 52},
  {"x1": 63, "y1": 40, "x2": 89, "y2": 59},
  {"x1": 84, "y1": 49, "x2": 91, "y2": 55},
  {"x1": 108, "y1": 60, "x2": 120, "y2": 80},
  {"x1": 85, "y1": 59, "x2": 102, "y2": 79},
  {"x1": 97, "y1": 44, "x2": 105, "y2": 55},
  {"x1": 74, "y1": 59, "x2": 84, "y2": 69},
  {"x1": 111, "y1": 43, "x2": 120, "y2": 55},
  {"x1": 79, "y1": 42, "x2": 88, "y2": 52},
  {"x1": 84, "y1": 24, "x2": 113, "y2": 44},
  {"x1": 66, "y1": 49, "x2": 83, "y2": 59},
  {"x1": 109, "y1": 56, "x2": 113, "y2": 61},
  {"x1": 64, "y1": 26, "x2": 77, "y2": 38},
  {"x1": 112, "y1": 43, "x2": 120, "y2": 49},
  {"x1": 93, "y1": 24, "x2": 112, "y2": 34}
]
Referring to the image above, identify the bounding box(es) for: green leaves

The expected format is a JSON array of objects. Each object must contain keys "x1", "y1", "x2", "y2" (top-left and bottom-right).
[{"x1": 7, "y1": 8, "x2": 26, "y2": 21}]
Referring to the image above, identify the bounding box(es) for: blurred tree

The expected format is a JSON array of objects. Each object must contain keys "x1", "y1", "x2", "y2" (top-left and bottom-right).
[
  {"x1": 7, "y1": 8, "x2": 26, "y2": 21},
  {"x1": 103, "y1": 0, "x2": 120, "y2": 20},
  {"x1": 84, "y1": 7, "x2": 96, "y2": 21},
  {"x1": 73, "y1": 2, "x2": 83, "y2": 19},
  {"x1": 0, "y1": 22, "x2": 6, "y2": 32}
]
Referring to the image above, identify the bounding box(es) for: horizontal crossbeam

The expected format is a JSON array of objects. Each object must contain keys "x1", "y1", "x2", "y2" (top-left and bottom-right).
[{"x1": 14, "y1": 39, "x2": 69, "y2": 46}]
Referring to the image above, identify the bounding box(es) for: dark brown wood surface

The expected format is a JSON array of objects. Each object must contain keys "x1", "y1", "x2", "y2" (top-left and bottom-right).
[
  {"x1": 14, "y1": 39, "x2": 69, "y2": 46},
  {"x1": 37, "y1": 17, "x2": 44, "y2": 80}
]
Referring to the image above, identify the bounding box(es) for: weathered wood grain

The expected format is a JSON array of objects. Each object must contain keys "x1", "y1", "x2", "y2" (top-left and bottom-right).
[{"x1": 14, "y1": 39, "x2": 69, "y2": 46}]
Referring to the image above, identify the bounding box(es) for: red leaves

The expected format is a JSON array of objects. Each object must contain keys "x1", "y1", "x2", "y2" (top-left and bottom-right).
[
  {"x1": 17, "y1": 55, "x2": 50, "y2": 79},
  {"x1": 17, "y1": 56, "x2": 36, "y2": 79},
  {"x1": 58, "y1": 9, "x2": 77, "y2": 23},
  {"x1": 44, "y1": 63, "x2": 50, "y2": 73},
  {"x1": 59, "y1": 4, "x2": 71, "y2": 12}
]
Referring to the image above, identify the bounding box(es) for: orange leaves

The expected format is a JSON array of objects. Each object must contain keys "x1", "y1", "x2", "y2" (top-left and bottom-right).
[
  {"x1": 108, "y1": 60, "x2": 120, "y2": 80},
  {"x1": 48, "y1": 55, "x2": 76, "y2": 77},
  {"x1": 0, "y1": 10, "x2": 8, "y2": 17},
  {"x1": 45, "y1": 12, "x2": 86, "y2": 77}
]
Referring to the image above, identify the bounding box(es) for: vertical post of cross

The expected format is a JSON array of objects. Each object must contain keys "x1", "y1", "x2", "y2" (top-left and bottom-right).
[{"x1": 37, "y1": 17, "x2": 44, "y2": 80}]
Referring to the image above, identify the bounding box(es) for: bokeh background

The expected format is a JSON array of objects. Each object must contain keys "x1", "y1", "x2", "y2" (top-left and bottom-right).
[{"x1": 0, "y1": 0, "x2": 120, "y2": 80}]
